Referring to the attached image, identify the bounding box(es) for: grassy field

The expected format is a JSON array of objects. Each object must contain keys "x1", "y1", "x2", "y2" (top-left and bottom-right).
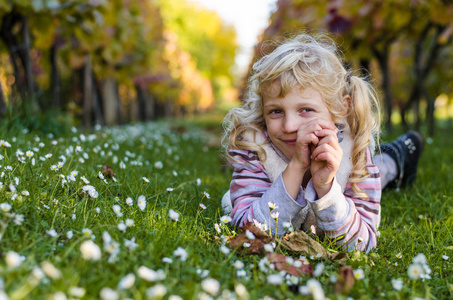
[{"x1": 0, "y1": 117, "x2": 452, "y2": 299}]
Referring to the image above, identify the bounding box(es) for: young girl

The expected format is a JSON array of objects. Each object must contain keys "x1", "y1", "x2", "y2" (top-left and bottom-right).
[{"x1": 221, "y1": 34, "x2": 423, "y2": 253}]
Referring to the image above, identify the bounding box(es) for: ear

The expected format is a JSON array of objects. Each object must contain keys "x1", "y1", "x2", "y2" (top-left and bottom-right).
[{"x1": 342, "y1": 94, "x2": 351, "y2": 111}]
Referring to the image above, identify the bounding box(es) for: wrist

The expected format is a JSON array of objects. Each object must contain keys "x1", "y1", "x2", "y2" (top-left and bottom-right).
[{"x1": 314, "y1": 180, "x2": 333, "y2": 198}]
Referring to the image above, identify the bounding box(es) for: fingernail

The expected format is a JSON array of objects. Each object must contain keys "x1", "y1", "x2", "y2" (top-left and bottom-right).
[{"x1": 314, "y1": 130, "x2": 319, "y2": 135}]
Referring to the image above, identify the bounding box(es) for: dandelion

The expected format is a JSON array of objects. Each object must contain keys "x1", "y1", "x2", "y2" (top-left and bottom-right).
[
  {"x1": 137, "y1": 195, "x2": 146, "y2": 211},
  {"x1": 112, "y1": 205, "x2": 122, "y2": 217},
  {"x1": 125, "y1": 219, "x2": 134, "y2": 227},
  {"x1": 95, "y1": 207, "x2": 101, "y2": 213},
  {"x1": 408, "y1": 263, "x2": 424, "y2": 280},
  {"x1": 201, "y1": 278, "x2": 220, "y2": 296},
  {"x1": 234, "y1": 284, "x2": 248, "y2": 298},
  {"x1": 67, "y1": 231, "x2": 73, "y2": 239},
  {"x1": 245, "y1": 230, "x2": 255, "y2": 240},
  {"x1": 243, "y1": 242, "x2": 251, "y2": 248},
  {"x1": 117, "y1": 273, "x2": 135, "y2": 289},
  {"x1": 82, "y1": 185, "x2": 99, "y2": 198},
  {"x1": 236, "y1": 269, "x2": 247, "y2": 277},
  {"x1": 124, "y1": 237, "x2": 139, "y2": 251},
  {"x1": 47, "y1": 229, "x2": 58, "y2": 237},
  {"x1": 391, "y1": 278, "x2": 403, "y2": 291},
  {"x1": 283, "y1": 221, "x2": 293, "y2": 232},
  {"x1": 271, "y1": 212, "x2": 279, "y2": 220},
  {"x1": 51, "y1": 165, "x2": 58, "y2": 171},
  {"x1": 162, "y1": 257, "x2": 173, "y2": 264},
  {"x1": 81, "y1": 176, "x2": 90, "y2": 184},
  {"x1": 126, "y1": 197, "x2": 133, "y2": 206},
  {"x1": 146, "y1": 284, "x2": 167, "y2": 299},
  {"x1": 442, "y1": 255, "x2": 449, "y2": 260},
  {"x1": 99, "y1": 288, "x2": 119, "y2": 300},
  {"x1": 313, "y1": 262, "x2": 324, "y2": 277},
  {"x1": 32, "y1": 266, "x2": 45, "y2": 280},
  {"x1": 268, "y1": 202, "x2": 277, "y2": 210},
  {"x1": 203, "y1": 191, "x2": 210, "y2": 199},
  {"x1": 69, "y1": 287, "x2": 86, "y2": 298},
  {"x1": 0, "y1": 203, "x2": 11, "y2": 212},
  {"x1": 12, "y1": 213, "x2": 24, "y2": 225},
  {"x1": 154, "y1": 161, "x2": 163, "y2": 169},
  {"x1": 41, "y1": 261, "x2": 62, "y2": 279},
  {"x1": 199, "y1": 203, "x2": 207, "y2": 210},
  {"x1": 117, "y1": 221, "x2": 127, "y2": 232},
  {"x1": 396, "y1": 253, "x2": 402, "y2": 259},
  {"x1": 80, "y1": 240, "x2": 102, "y2": 261},
  {"x1": 220, "y1": 245, "x2": 230, "y2": 255},
  {"x1": 413, "y1": 253, "x2": 427, "y2": 265},
  {"x1": 172, "y1": 170, "x2": 177, "y2": 176},
  {"x1": 137, "y1": 266, "x2": 166, "y2": 282},
  {"x1": 169, "y1": 295, "x2": 183, "y2": 300},
  {"x1": 353, "y1": 268, "x2": 365, "y2": 280},
  {"x1": 169, "y1": 209, "x2": 179, "y2": 221},
  {"x1": 5, "y1": 251, "x2": 23, "y2": 267},
  {"x1": 26, "y1": 151, "x2": 34, "y2": 158},
  {"x1": 220, "y1": 215, "x2": 232, "y2": 224},
  {"x1": 310, "y1": 225, "x2": 316, "y2": 235},
  {"x1": 214, "y1": 223, "x2": 221, "y2": 234},
  {"x1": 267, "y1": 274, "x2": 284, "y2": 285},
  {"x1": 299, "y1": 279, "x2": 325, "y2": 300},
  {"x1": 173, "y1": 247, "x2": 188, "y2": 261},
  {"x1": 264, "y1": 244, "x2": 274, "y2": 253},
  {"x1": 166, "y1": 187, "x2": 174, "y2": 192},
  {"x1": 81, "y1": 228, "x2": 93, "y2": 238},
  {"x1": 233, "y1": 260, "x2": 244, "y2": 269},
  {"x1": 0, "y1": 140, "x2": 11, "y2": 148}
]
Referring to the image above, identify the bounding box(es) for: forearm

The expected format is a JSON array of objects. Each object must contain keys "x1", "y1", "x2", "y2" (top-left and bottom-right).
[{"x1": 281, "y1": 160, "x2": 306, "y2": 199}]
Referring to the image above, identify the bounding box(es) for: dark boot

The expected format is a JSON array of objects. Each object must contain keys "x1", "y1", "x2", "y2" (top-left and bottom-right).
[{"x1": 380, "y1": 130, "x2": 424, "y2": 189}]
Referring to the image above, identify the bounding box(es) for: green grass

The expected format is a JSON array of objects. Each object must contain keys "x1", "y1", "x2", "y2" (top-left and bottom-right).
[{"x1": 0, "y1": 118, "x2": 452, "y2": 299}]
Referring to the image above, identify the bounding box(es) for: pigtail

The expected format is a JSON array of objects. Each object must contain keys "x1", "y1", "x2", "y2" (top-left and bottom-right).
[{"x1": 346, "y1": 74, "x2": 381, "y2": 197}]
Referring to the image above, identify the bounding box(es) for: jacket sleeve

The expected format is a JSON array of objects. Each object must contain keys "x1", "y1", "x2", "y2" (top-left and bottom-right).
[
  {"x1": 228, "y1": 148, "x2": 307, "y2": 235},
  {"x1": 304, "y1": 148, "x2": 381, "y2": 253}
]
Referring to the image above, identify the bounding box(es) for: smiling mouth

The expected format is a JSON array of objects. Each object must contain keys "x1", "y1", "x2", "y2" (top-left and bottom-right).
[{"x1": 283, "y1": 139, "x2": 296, "y2": 145}]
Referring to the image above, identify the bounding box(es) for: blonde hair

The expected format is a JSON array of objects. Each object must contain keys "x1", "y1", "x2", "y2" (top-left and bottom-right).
[{"x1": 223, "y1": 33, "x2": 381, "y2": 197}]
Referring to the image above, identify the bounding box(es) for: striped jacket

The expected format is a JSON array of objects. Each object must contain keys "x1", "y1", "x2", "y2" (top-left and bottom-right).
[{"x1": 227, "y1": 131, "x2": 381, "y2": 253}]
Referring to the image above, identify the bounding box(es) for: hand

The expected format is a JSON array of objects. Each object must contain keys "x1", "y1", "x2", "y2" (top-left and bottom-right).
[
  {"x1": 290, "y1": 118, "x2": 338, "y2": 171},
  {"x1": 310, "y1": 127, "x2": 343, "y2": 198}
]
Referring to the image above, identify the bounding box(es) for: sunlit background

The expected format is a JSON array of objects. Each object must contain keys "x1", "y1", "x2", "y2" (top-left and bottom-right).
[{"x1": 0, "y1": 0, "x2": 452, "y2": 135}]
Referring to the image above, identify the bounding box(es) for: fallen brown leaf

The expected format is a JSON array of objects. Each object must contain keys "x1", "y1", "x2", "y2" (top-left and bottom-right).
[
  {"x1": 267, "y1": 253, "x2": 312, "y2": 277},
  {"x1": 334, "y1": 266, "x2": 355, "y2": 294},
  {"x1": 103, "y1": 164, "x2": 116, "y2": 178}
]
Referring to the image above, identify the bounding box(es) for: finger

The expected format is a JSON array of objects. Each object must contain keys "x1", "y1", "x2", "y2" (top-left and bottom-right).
[
  {"x1": 311, "y1": 143, "x2": 342, "y2": 161},
  {"x1": 313, "y1": 152, "x2": 341, "y2": 170},
  {"x1": 316, "y1": 135, "x2": 343, "y2": 153}
]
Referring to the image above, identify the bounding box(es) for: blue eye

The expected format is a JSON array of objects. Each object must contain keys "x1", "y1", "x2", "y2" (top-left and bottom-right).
[{"x1": 270, "y1": 109, "x2": 282, "y2": 115}]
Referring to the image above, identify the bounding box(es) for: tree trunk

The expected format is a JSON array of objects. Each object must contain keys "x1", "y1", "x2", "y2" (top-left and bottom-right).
[
  {"x1": 424, "y1": 90, "x2": 435, "y2": 136},
  {"x1": 92, "y1": 76, "x2": 104, "y2": 126},
  {"x1": 0, "y1": 12, "x2": 27, "y2": 102},
  {"x1": 83, "y1": 54, "x2": 93, "y2": 128},
  {"x1": 102, "y1": 78, "x2": 118, "y2": 125},
  {"x1": 135, "y1": 84, "x2": 147, "y2": 121},
  {"x1": 21, "y1": 16, "x2": 40, "y2": 113},
  {"x1": 0, "y1": 79, "x2": 6, "y2": 116},
  {"x1": 372, "y1": 44, "x2": 393, "y2": 131},
  {"x1": 50, "y1": 44, "x2": 60, "y2": 109}
]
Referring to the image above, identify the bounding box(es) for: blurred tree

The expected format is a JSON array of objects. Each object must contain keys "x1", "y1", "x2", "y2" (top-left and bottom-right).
[
  {"x1": 254, "y1": 0, "x2": 453, "y2": 134},
  {"x1": 157, "y1": 0, "x2": 238, "y2": 103}
]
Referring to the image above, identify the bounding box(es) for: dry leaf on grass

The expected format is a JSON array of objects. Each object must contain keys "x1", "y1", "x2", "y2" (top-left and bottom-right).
[
  {"x1": 334, "y1": 266, "x2": 355, "y2": 294},
  {"x1": 228, "y1": 223, "x2": 274, "y2": 256},
  {"x1": 266, "y1": 253, "x2": 312, "y2": 277},
  {"x1": 103, "y1": 164, "x2": 116, "y2": 178}
]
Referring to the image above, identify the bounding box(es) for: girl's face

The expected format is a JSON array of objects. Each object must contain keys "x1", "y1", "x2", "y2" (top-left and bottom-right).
[{"x1": 263, "y1": 86, "x2": 333, "y2": 160}]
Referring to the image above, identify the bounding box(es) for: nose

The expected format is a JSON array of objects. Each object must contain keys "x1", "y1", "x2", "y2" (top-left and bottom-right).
[{"x1": 282, "y1": 114, "x2": 300, "y2": 133}]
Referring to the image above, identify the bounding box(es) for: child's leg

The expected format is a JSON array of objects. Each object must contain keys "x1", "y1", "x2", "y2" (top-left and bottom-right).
[
  {"x1": 374, "y1": 130, "x2": 424, "y2": 190},
  {"x1": 373, "y1": 153, "x2": 398, "y2": 188}
]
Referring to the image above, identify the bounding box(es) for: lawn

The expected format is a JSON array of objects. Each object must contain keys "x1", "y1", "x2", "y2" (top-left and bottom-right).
[{"x1": 0, "y1": 117, "x2": 452, "y2": 299}]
